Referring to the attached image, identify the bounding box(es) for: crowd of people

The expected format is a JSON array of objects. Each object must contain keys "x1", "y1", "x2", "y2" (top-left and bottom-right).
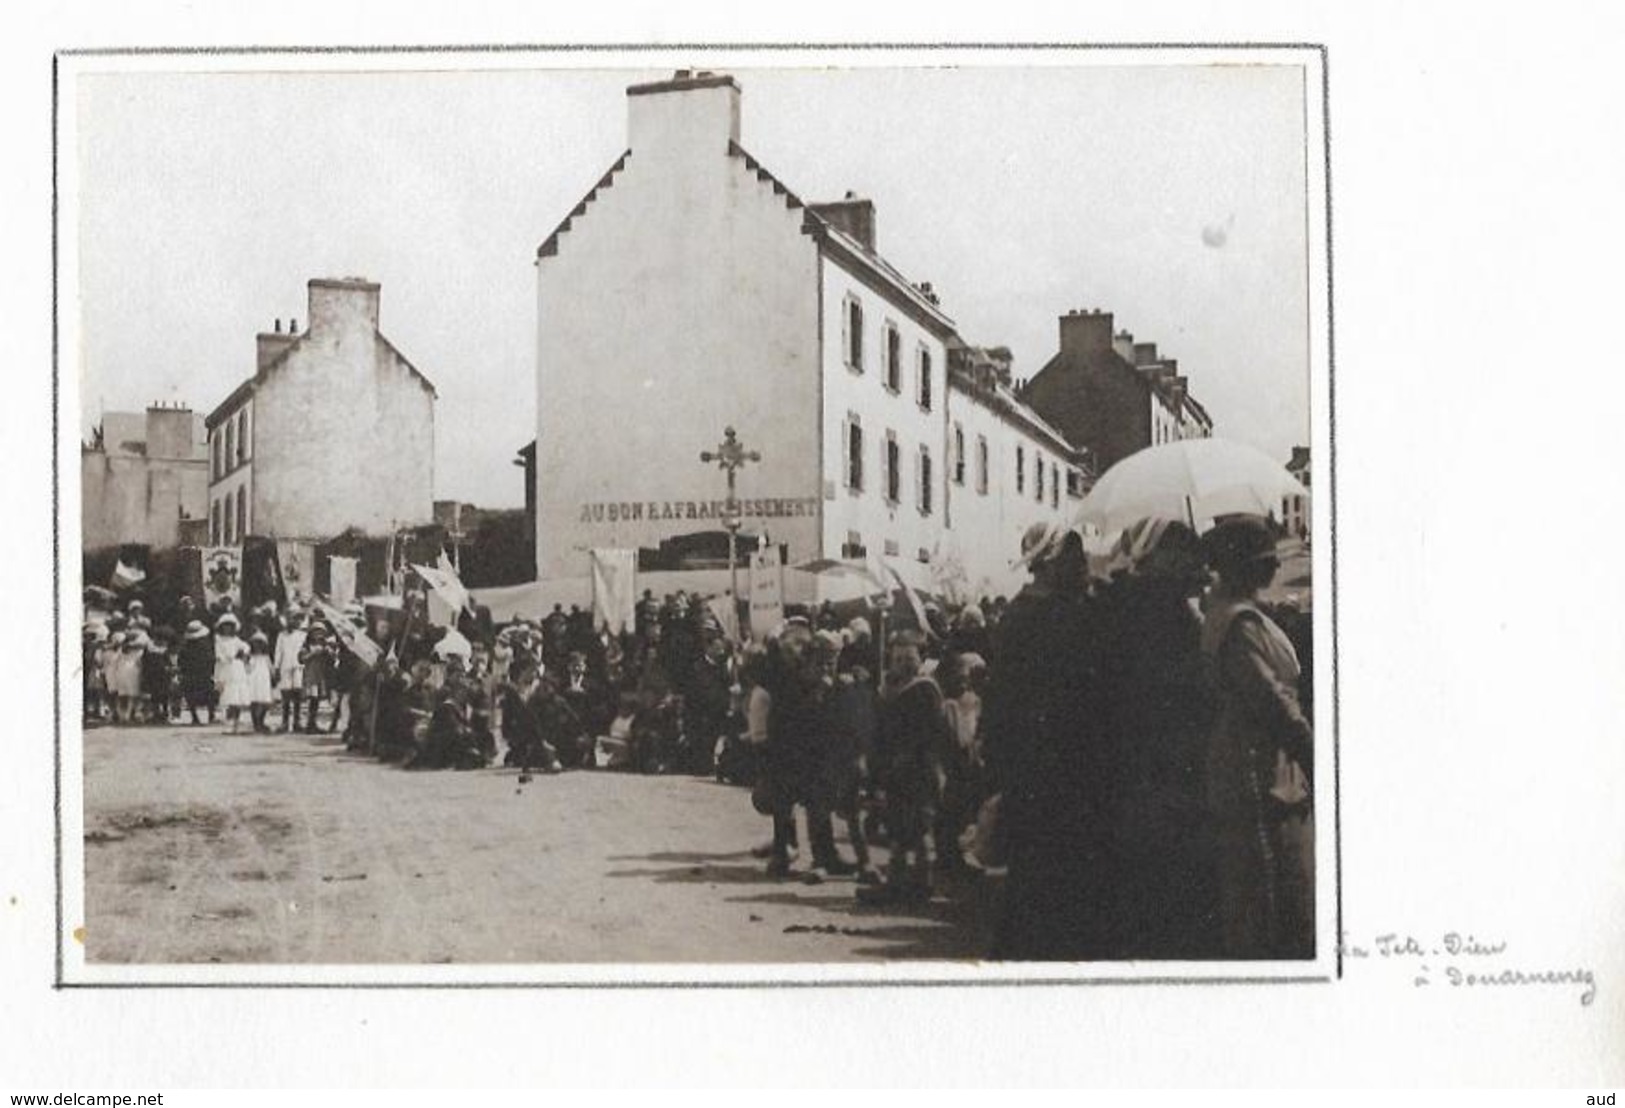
[{"x1": 80, "y1": 511, "x2": 1314, "y2": 962}]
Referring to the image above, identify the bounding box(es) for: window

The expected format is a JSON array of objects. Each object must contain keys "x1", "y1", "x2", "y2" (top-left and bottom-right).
[
  {"x1": 211, "y1": 499, "x2": 221, "y2": 545},
  {"x1": 887, "y1": 327, "x2": 902, "y2": 391},
  {"x1": 885, "y1": 431, "x2": 901, "y2": 504},
  {"x1": 976, "y1": 435, "x2": 989, "y2": 495},
  {"x1": 212, "y1": 433, "x2": 222, "y2": 479},
  {"x1": 845, "y1": 414, "x2": 864, "y2": 492},
  {"x1": 918, "y1": 445, "x2": 933, "y2": 515},
  {"x1": 883, "y1": 538, "x2": 900, "y2": 557},
  {"x1": 1036, "y1": 456, "x2": 1045, "y2": 502},
  {"x1": 952, "y1": 424, "x2": 965, "y2": 485},
  {"x1": 236, "y1": 410, "x2": 248, "y2": 464},
  {"x1": 224, "y1": 421, "x2": 235, "y2": 474},
  {"x1": 236, "y1": 487, "x2": 247, "y2": 540},
  {"x1": 917, "y1": 347, "x2": 933, "y2": 411},
  {"x1": 1016, "y1": 446, "x2": 1026, "y2": 494},
  {"x1": 843, "y1": 296, "x2": 864, "y2": 371},
  {"x1": 842, "y1": 530, "x2": 866, "y2": 559},
  {"x1": 1051, "y1": 463, "x2": 1060, "y2": 509}
]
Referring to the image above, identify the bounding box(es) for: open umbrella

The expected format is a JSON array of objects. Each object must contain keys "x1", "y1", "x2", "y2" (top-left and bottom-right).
[{"x1": 1076, "y1": 437, "x2": 1306, "y2": 535}]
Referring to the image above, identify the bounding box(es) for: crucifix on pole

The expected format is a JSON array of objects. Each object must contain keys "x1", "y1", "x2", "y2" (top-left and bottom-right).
[{"x1": 699, "y1": 426, "x2": 761, "y2": 629}]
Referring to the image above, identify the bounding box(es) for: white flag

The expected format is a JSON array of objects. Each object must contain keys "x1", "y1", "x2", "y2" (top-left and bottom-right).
[
  {"x1": 590, "y1": 548, "x2": 638, "y2": 634},
  {"x1": 328, "y1": 556, "x2": 358, "y2": 607},
  {"x1": 748, "y1": 544, "x2": 784, "y2": 639},
  {"x1": 312, "y1": 600, "x2": 381, "y2": 668},
  {"x1": 412, "y1": 560, "x2": 472, "y2": 618}
]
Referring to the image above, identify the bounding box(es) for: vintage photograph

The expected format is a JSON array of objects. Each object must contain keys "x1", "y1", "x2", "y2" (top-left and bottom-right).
[{"x1": 60, "y1": 49, "x2": 1330, "y2": 977}]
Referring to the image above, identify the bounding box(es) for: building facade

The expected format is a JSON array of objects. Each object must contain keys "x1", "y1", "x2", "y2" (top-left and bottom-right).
[
  {"x1": 81, "y1": 404, "x2": 209, "y2": 551},
  {"x1": 205, "y1": 278, "x2": 436, "y2": 544},
  {"x1": 1283, "y1": 445, "x2": 1311, "y2": 539},
  {"x1": 533, "y1": 71, "x2": 1083, "y2": 603},
  {"x1": 1021, "y1": 308, "x2": 1214, "y2": 474}
]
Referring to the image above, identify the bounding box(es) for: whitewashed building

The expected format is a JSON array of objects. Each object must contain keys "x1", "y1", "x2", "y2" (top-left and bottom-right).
[
  {"x1": 206, "y1": 278, "x2": 436, "y2": 544},
  {"x1": 533, "y1": 71, "x2": 1086, "y2": 603}
]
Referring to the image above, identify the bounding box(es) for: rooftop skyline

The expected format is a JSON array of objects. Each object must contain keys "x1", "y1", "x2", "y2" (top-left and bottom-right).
[{"x1": 74, "y1": 63, "x2": 1312, "y2": 507}]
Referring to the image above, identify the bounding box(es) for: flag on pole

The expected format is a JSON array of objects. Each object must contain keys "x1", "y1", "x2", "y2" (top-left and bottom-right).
[
  {"x1": 878, "y1": 558, "x2": 935, "y2": 639},
  {"x1": 412, "y1": 558, "x2": 473, "y2": 619},
  {"x1": 312, "y1": 600, "x2": 382, "y2": 668},
  {"x1": 328, "y1": 556, "x2": 358, "y2": 607},
  {"x1": 706, "y1": 592, "x2": 740, "y2": 643},
  {"x1": 110, "y1": 559, "x2": 146, "y2": 590},
  {"x1": 748, "y1": 544, "x2": 785, "y2": 640},
  {"x1": 589, "y1": 548, "x2": 638, "y2": 634},
  {"x1": 277, "y1": 540, "x2": 317, "y2": 602}
]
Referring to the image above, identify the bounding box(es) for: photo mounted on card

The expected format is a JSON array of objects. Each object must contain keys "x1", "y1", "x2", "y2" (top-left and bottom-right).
[{"x1": 54, "y1": 45, "x2": 1335, "y2": 986}]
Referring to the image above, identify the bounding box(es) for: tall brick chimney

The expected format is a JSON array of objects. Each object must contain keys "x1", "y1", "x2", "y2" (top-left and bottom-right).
[
  {"x1": 810, "y1": 191, "x2": 877, "y2": 252},
  {"x1": 1059, "y1": 308, "x2": 1114, "y2": 359}
]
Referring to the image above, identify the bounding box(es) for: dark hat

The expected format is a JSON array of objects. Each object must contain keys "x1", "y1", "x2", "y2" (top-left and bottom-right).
[{"x1": 1202, "y1": 516, "x2": 1279, "y2": 572}]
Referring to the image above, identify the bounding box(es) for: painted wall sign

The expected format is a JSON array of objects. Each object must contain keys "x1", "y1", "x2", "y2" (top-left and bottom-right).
[{"x1": 577, "y1": 496, "x2": 819, "y2": 525}]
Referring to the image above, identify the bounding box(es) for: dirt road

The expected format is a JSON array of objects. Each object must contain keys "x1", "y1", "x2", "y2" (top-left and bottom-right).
[{"x1": 81, "y1": 724, "x2": 996, "y2": 964}]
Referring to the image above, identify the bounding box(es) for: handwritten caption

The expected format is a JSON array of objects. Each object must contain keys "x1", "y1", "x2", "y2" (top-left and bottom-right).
[{"x1": 1341, "y1": 932, "x2": 1597, "y2": 1007}]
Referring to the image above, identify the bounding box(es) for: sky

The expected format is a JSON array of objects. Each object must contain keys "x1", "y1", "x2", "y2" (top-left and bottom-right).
[{"x1": 74, "y1": 62, "x2": 1310, "y2": 508}]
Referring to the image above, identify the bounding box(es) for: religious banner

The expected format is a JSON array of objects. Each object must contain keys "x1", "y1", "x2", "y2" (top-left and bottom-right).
[
  {"x1": 748, "y1": 544, "x2": 784, "y2": 639},
  {"x1": 276, "y1": 540, "x2": 317, "y2": 603},
  {"x1": 200, "y1": 546, "x2": 242, "y2": 610},
  {"x1": 241, "y1": 536, "x2": 285, "y2": 612},
  {"x1": 589, "y1": 548, "x2": 638, "y2": 635},
  {"x1": 328, "y1": 555, "x2": 358, "y2": 607}
]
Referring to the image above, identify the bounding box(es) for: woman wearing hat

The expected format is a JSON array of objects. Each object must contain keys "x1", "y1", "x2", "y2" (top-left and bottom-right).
[
  {"x1": 213, "y1": 614, "x2": 251, "y2": 734},
  {"x1": 178, "y1": 620, "x2": 215, "y2": 725},
  {"x1": 113, "y1": 630, "x2": 146, "y2": 724},
  {"x1": 1200, "y1": 515, "x2": 1314, "y2": 960}
]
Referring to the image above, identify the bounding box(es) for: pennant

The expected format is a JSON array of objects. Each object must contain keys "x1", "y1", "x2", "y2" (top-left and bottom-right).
[
  {"x1": 411, "y1": 560, "x2": 472, "y2": 616},
  {"x1": 312, "y1": 600, "x2": 382, "y2": 668},
  {"x1": 589, "y1": 548, "x2": 638, "y2": 635}
]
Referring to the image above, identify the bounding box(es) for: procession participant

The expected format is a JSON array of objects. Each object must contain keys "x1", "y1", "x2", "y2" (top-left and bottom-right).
[
  {"x1": 837, "y1": 617, "x2": 875, "y2": 684},
  {"x1": 503, "y1": 662, "x2": 563, "y2": 778},
  {"x1": 981, "y1": 523, "x2": 1110, "y2": 959},
  {"x1": 178, "y1": 620, "x2": 215, "y2": 725},
  {"x1": 1200, "y1": 516, "x2": 1314, "y2": 960},
  {"x1": 246, "y1": 631, "x2": 276, "y2": 733},
  {"x1": 808, "y1": 630, "x2": 875, "y2": 882},
  {"x1": 537, "y1": 669, "x2": 593, "y2": 770},
  {"x1": 114, "y1": 629, "x2": 147, "y2": 724},
  {"x1": 1093, "y1": 519, "x2": 1217, "y2": 958},
  {"x1": 683, "y1": 627, "x2": 733, "y2": 776},
  {"x1": 299, "y1": 622, "x2": 337, "y2": 734},
  {"x1": 141, "y1": 628, "x2": 177, "y2": 724},
  {"x1": 273, "y1": 611, "x2": 307, "y2": 733},
  {"x1": 858, "y1": 630, "x2": 949, "y2": 903},
  {"x1": 83, "y1": 622, "x2": 109, "y2": 722},
  {"x1": 761, "y1": 619, "x2": 834, "y2": 878},
  {"x1": 370, "y1": 657, "x2": 414, "y2": 763},
  {"x1": 935, "y1": 650, "x2": 988, "y2": 885},
  {"x1": 97, "y1": 632, "x2": 125, "y2": 722},
  {"x1": 556, "y1": 650, "x2": 608, "y2": 766},
  {"x1": 213, "y1": 614, "x2": 251, "y2": 735}
]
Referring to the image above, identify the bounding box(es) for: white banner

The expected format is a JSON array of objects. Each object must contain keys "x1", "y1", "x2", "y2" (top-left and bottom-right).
[
  {"x1": 312, "y1": 600, "x2": 381, "y2": 668},
  {"x1": 589, "y1": 548, "x2": 638, "y2": 634},
  {"x1": 748, "y1": 544, "x2": 784, "y2": 639},
  {"x1": 200, "y1": 546, "x2": 242, "y2": 610},
  {"x1": 412, "y1": 556, "x2": 472, "y2": 627},
  {"x1": 328, "y1": 555, "x2": 358, "y2": 607},
  {"x1": 276, "y1": 540, "x2": 317, "y2": 602}
]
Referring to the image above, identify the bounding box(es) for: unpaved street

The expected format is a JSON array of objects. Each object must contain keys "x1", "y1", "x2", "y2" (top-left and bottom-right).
[{"x1": 81, "y1": 724, "x2": 996, "y2": 964}]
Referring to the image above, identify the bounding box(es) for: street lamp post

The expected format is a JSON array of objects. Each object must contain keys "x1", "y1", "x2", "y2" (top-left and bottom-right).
[{"x1": 699, "y1": 426, "x2": 761, "y2": 629}]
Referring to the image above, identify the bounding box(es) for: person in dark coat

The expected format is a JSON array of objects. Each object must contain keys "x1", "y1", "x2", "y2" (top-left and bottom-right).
[
  {"x1": 1095, "y1": 519, "x2": 1218, "y2": 959},
  {"x1": 859, "y1": 631, "x2": 950, "y2": 903},
  {"x1": 177, "y1": 620, "x2": 216, "y2": 725},
  {"x1": 555, "y1": 651, "x2": 608, "y2": 767},
  {"x1": 762, "y1": 620, "x2": 825, "y2": 877},
  {"x1": 980, "y1": 523, "x2": 1110, "y2": 960},
  {"x1": 500, "y1": 663, "x2": 560, "y2": 775},
  {"x1": 682, "y1": 632, "x2": 734, "y2": 776}
]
